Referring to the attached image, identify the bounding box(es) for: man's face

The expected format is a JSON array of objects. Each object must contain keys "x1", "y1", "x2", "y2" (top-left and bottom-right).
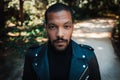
[{"x1": 45, "y1": 10, "x2": 73, "y2": 51}]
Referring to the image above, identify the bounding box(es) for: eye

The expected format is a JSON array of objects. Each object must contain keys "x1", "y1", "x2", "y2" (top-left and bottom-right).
[
  {"x1": 48, "y1": 25, "x2": 57, "y2": 30},
  {"x1": 64, "y1": 25, "x2": 71, "y2": 29}
]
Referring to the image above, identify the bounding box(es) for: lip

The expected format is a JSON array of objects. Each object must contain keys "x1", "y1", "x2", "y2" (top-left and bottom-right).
[
  {"x1": 55, "y1": 40, "x2": 66, "y2": 45},
  {"x1": 56, "y1": 40, "x2": 65, "y2": 43}
]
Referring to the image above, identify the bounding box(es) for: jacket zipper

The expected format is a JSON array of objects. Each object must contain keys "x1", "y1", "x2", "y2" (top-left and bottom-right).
[{"x1": 79, "y1": 66, "x2": 88, "y2": 80}]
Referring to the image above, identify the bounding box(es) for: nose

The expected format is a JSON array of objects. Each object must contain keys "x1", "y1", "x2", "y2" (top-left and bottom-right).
[{"x1": 57, "y1": 28, "x2": 64, "y2": 38}]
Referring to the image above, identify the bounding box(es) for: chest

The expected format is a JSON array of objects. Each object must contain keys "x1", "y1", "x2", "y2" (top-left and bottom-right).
[{"x1": 48, "y1": 50, "x2": 72, "y2": 80}]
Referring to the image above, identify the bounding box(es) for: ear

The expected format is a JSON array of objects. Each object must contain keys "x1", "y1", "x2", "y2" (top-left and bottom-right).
[
  {"x1": 72, "y1": 25, "x2": 74, "y2": 33},
  {"x1": 44, "y1": 23, "x2": 47, "y2": 28},
  {"x1": 44, "y1": 23, "x2": 47, "y2": 30},
  {"x1": 44, "y1": 23, "x2": 47, "y2": 33}
]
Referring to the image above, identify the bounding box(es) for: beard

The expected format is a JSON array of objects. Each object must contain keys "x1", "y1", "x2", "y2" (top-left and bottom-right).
[{"x1": 50, "y1": 37, "x2": 69, "y2": 52}]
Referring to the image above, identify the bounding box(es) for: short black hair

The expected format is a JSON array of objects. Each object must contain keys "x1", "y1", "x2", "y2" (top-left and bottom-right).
[{"x1": 45, "y1": 3, "x2": 73, "y2": 23}]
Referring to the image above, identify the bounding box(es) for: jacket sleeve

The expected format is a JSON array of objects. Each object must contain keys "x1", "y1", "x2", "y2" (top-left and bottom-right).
[
  {"x1": 88, "y1": 53, "x2": 101, "y2": 80},
  {"x1": 22, "y1": 53, "x2": 37, "y2": 80}
]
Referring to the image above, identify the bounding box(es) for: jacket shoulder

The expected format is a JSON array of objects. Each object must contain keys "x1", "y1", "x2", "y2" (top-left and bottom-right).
[
  {"x1": 28, "y1": 45, "x2": 41, "y2": 50},
  {"x1": 79, "y1": 44, "x2": 95, "y2": 60},
  {"x1": 26, "y1": 44, "x2": 45, "y2": 57},
  {"x1": 79, "y1": 44, "x2": 94, "y2": 51}
]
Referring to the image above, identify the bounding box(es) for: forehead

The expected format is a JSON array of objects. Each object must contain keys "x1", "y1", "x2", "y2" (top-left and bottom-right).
[{"x1": 47, "y1": 10, "x2": 72, "y2": 24}]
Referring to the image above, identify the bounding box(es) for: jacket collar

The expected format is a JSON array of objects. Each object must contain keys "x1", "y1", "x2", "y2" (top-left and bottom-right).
[
  {"x1": 32, "y1": 44, "x2": 50, "y2": 80},
  {"x1": 32, "y1": 40, "x2": 88, "y2": 80},
  {"x1": 69, "y1": 40, "x2": 88, "y2": 80},
  {"x1": 71, "y1": 40, "x2": 84, "y2": 59}
]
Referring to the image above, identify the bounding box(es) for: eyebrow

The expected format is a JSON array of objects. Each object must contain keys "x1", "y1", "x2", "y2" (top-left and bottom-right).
[
  {"x1": 64, "y1": 21, "x2": 73, "y2": 25},
  {"x1": 47, "y1": 23, "x2": 57, "y2": 26},
  {"x1": 47, "y1": 21, "x2": 72, "y2": 26}
]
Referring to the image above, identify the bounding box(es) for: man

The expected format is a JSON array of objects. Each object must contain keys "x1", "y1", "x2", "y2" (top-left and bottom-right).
[{"x1": 23, "y1": 3, "x2": 101, "y2": 80}]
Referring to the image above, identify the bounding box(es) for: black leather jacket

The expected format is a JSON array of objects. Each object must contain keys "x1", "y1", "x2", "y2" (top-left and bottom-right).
[{"x1": 23, "y1": 40, "x2": 101, "y2": 80}]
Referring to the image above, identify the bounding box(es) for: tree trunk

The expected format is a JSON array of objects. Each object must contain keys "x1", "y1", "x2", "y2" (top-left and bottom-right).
[
  {"x1": 19, "y1": 0, "x2": 24, "y2": 26},
  {"x1": 0, "y1": 0, "x2": 5, "y2": 38},
  {"x1": 68, "y1": 0, "x2": 73, "y2": 7}
]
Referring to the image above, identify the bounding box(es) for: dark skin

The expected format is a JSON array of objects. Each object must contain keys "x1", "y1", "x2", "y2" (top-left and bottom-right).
[{"x1": 45, "y1": 10, "x2": 74, "y2": 51}]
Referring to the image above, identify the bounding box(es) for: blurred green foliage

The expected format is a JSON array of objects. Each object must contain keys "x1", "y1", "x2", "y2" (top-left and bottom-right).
[
  {"x1": 112, "y1": 19, "x2": 120, "y2": 56},
  {"x1": 6, "y1": 24, "x2": 46, "y2": 57},
  {"x1": 0, "y1": 0, "x2": 120, "y2": 56},
  {"x1": 112, "y1": 19, "x2": 120, "y2": 41}
]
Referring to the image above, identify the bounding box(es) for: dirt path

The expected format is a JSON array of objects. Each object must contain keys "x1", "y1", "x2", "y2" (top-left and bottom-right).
[
  {"x1": 72, "y1": 18, "x2": 120, "y2": 80},
  {"x1": 1, "y1": 18, "x2": 120, "y2": 80}
]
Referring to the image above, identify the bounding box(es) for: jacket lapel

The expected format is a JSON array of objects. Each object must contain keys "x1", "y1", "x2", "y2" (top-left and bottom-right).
[
  {"x1": 69, "y1": 41, "x2": 88, "y2": 80},
  {"x1": 31, "y1": 41, "x2": 88, "y2": 80},
  {"x1": 32, "y1": 45, "x2": 50, "y2": 80}
]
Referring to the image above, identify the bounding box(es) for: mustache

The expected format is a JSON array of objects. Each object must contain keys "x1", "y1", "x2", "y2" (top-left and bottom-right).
[{"x1": 53, "y1": 37, "x2": 68, "y2": 43}]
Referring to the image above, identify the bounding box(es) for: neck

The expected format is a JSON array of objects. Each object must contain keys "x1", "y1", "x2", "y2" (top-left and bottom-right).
[{"x1": 48, "y1": 40, "x2": 72, "y2": 54}]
